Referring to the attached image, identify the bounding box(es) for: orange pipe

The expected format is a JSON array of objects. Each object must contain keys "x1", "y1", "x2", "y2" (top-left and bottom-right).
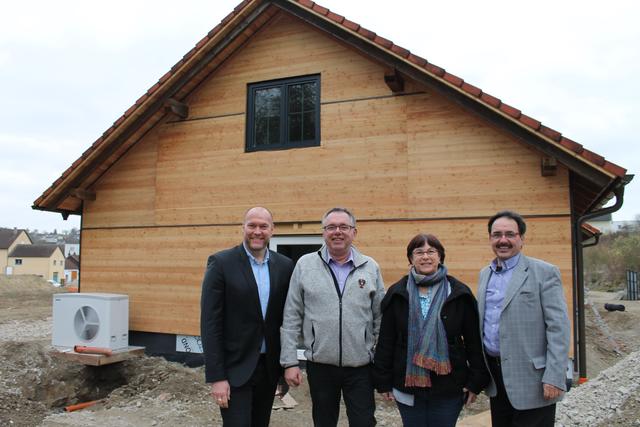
[
  {"x1": 64, "y1": 400, "x2": 98, "y2": 412},
  {"x1": 578, "y1": 377, "x2": 588, "y2": 384},
  {"x1": 73, "y1": 345, "x2": 113, "y2": 356}
]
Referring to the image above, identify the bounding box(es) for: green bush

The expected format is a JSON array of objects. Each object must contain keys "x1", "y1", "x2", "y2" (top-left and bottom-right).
[{"x1": 584, "y1": 221, "x2": 640, "y2": 291}]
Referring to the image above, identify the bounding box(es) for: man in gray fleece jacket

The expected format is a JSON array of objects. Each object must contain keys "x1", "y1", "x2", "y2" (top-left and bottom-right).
[{"x1": 280, "y1": 207, "x2": 385, "y2": 427}]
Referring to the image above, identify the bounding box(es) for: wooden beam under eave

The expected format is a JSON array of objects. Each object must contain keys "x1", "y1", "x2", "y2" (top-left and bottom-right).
[
  {"x1": 164, "y1": 98, "x2": 189, "y2": 119},
  {"x1": 384, "y1": 69, "x2": 404, "y2": 93},
  {"x1": 70, "y1": 188, "x2": 96, "y2": 201}
]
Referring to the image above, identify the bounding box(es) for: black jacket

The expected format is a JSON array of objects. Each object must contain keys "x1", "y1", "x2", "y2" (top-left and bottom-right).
[
  {"x1": 373, "y1": 274, "x2": 489, "y2": 398},
  {"x1": 200, "y1": 244, "x2": 294, "y2": 386}
]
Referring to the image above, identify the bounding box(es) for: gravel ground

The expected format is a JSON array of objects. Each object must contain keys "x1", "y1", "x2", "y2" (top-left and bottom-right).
[
  {"x1": 2, "y1": 276, "x2": 639, "y2": 426},
  {"x1": 557, "y1": 349, "x2": 640, "y2": 426}
]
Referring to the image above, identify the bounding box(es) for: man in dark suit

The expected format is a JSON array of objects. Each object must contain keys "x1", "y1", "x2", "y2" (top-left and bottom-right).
[
  {"x1": 477, "y1": 210, "x2": 570, "y2": 427},
  {"x1": 201, "y1": 206, "x2": 294, "y2": 426}
]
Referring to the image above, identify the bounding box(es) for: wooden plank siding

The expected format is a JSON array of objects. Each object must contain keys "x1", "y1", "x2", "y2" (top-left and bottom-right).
[
  {"x1": 80, "y1": 12, "x2": 573, "y2": 336},
  {"x1": 80, "y1": 217, "x2": 572, "y2": 335}
]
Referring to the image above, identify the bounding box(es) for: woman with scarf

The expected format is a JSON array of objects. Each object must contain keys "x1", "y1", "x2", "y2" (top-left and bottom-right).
[{"x1": 373, "y1": 233, "x2": 489, "y2": 426}]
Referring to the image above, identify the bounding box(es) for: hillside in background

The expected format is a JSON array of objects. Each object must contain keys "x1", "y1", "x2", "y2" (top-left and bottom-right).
[{"x1": 585, "y1": 221, "x2": 640, "y2": 291}]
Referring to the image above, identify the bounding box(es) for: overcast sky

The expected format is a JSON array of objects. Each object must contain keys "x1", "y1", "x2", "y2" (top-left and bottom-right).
[{"x1": 1, "y1": 0, "x2": 638, "y2": 232}]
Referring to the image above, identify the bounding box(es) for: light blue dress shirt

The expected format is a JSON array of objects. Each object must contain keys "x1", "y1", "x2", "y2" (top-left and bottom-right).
[
  {"x1": 328, "y1": 250, "x2": 354, "y2": 294},
  {"x1": 244, "y1": 243, "x2": 270, "y2": 353},
  {"x1": 483, "y1": 253, "x2": 521, "y2": 357}
]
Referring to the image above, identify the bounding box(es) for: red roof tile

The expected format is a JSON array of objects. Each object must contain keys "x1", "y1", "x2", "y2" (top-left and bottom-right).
[
  {"x1": 327, "y1": 11, "x2": 344, "y2": 24},
  {"x1": 208, "y1": 24, "x2": 223, "y2": 38},
  {"x1": 135, "y1": 93, "x2": 149, "y2": 105},
  {"x1": 124, "y1": 104, "x2": 137, "y2": 117},
  {"x1": 603, "y1": 161, "x2": 626, "y2": 177},
  {"x1": 499, "y1": 103, "x2": 521, "y2": 119},
  {"x1": 581, "y1": 149, "x2": 605, "y2": 166},
  {"x1": 480, "y1": 92, "x2": 501, "y2": 108},
  {"x1": 560, "y1": 137, "x2": 583, "y2": 153},
  {"x1": 311, "y1": 3, "x2": 329, "y2": 15},
  {"x1": 374, "y1": 35, "x2": 393, "y2": 49},
  {"x1": 183, "y1": 47, "x2": 197, "y2": 61},
  {"x1": 297, "y1": 0, "x2": 314, "y2": 8},
  {"x1": 460, "y1": 82, "x2": 481, "y2": 97},
  {"x1": 113, "y1": 115, "x2": 126, "y2": 127},
  {"x1": 408, "y1": 53, "x2": 427, "y2": 67},
  {"x1": 146, "y1": 82, "x2": 161, "y2": 95},
  {"x1": 443, "y1": 72, "x2": 463, "y2": 87},
  {"x1": 234, "y1": 0, "x2": 250, "y2": 13},
  {"x1": 196, "y1": 35, "x2": 210, "y2": 49},
  {"x1": 540, "y1": 125, "x2": 561, "y2": 141},
  {"x1": 357, "y1": 27, "x2": 376, "y2": 40},
  {"x1": 342, "y1": 18, "x2": 360, "y2": 32},
  {"x1": 390, "y1": 44, "x2": 410, "y2": 58},
  {"x1": 519, "y1": 114, "x2": 540, "y2": 130},
  {"x1": 424, "y1": 62, "x2": 445, "y2": 77}
]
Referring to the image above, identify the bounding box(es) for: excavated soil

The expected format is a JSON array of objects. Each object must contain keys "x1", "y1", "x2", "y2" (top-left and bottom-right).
[{"x1": 1, "y1": 276, "x2": 637, "y2": 426}]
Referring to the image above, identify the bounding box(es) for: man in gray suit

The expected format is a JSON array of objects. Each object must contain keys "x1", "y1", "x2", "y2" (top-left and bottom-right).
[{"x1": 477, "y1": 210, "x2": 570, "y2": 427}]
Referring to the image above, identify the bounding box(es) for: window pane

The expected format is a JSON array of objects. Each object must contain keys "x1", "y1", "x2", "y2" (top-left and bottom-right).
[
  {"x1": 256, "y1": 116, "x2": 280, "y2": 146},
  {"x1": 288, "y1": 84, "x2": 302, "y2": 114},
  {"x1": 254, "y1": 87, "x2": 281, "y2": 146},
  {"x1": 289, "y1": 113, "x2": 302, "y2": 143},
  {"x1": 302, "y1": 112, "x2": 316, "y2": 141},
  {"x1": 302, "y1": 82, "x2": 317, "y2": 111}
]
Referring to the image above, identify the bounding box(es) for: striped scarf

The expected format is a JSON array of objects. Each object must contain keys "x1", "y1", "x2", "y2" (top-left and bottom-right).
[{"x1": 404, "y1": 265, "x2": 451, "y2": 387}]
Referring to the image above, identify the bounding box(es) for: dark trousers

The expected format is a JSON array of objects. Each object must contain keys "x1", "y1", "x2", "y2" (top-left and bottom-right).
[
  {"x1": 487, "y1": 356, "x2": 556, "y2": 427},
  {"x1": 397, "y1": 394, "x2": 464, "y2": 427},
  {"x1": 220, "y1": 355, "x2": 277, "y2": 427},
  {"x1": 306, "y1": 361, "x2": 376, "y2": 427}
]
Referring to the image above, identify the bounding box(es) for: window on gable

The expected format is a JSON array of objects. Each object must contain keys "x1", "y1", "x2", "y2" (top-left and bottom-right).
[
  {"x1": 246, "y1": 75, "x2": 320, "y2": 152},
  {"x1": 15, "y1": 259, "x2": 22, "y2": 265}
]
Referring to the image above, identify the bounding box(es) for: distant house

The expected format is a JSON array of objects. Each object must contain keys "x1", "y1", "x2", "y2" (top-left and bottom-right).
[
  {"x1": 0, "y1": 228, "x2": 32, "y2": 275},
  {"x1": 7, "y1": 244, "x2": 65, "y2": 282},
  {"x1": 64, "y1": 253, "x2": 80, "y2": 285}
]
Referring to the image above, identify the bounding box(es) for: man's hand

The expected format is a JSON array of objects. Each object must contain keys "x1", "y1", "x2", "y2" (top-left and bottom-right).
[
  {"x1": 543, "y1": 383, "x2": 563, "y2": 400},
  {"x1": 284, "y1": 366, "x2": 303, "y2": 387},
  {"x1": 211, "y1": 380, "x2": 231, "y2": 408},
  {"x1": 463, "y1": 387, "x2": 477, "y2": 405}
]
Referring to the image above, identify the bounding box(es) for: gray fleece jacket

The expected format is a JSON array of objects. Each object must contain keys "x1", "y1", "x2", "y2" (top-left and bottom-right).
[{"x1": 280, "y1": 245, "x2": 385, "y2": 368}]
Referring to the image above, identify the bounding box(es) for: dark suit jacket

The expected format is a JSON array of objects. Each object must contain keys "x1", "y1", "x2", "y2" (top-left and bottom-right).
[{"x1": 200, "y1": 244, "x2": 294, "y2": 387}]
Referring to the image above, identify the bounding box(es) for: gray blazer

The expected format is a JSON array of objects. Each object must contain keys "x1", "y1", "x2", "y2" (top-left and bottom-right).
[{"x1": 477, "y1": 255, "x2": 570, "y2": 410}]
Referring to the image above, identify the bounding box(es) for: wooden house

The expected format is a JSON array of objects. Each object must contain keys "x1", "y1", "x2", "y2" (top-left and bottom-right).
[{"x1": 33, "y1": 0, "x2": 630, "y2": 374}]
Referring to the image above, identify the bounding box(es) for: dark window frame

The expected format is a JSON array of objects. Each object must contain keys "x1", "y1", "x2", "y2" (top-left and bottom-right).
[{"x1": 246, "y1": 74, "x2": 321, "y2": 152}]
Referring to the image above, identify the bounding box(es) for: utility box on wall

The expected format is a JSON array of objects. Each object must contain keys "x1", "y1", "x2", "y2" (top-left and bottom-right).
[{"x1": 52, "y1": 293, "x2": 129, "y2": 350}]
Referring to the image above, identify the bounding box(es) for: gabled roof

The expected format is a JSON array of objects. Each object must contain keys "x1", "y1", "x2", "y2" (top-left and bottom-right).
[
  {"x1": 0, "y1": 228, "x2": 31, "y2": 249},
  {"x1": 65, "y1": 253, "x2": 80, "y2": 269},
  {"x1": 32, "y1": 0, "x2": 627, "y2": 218},
  {"x1": 9, "y1": 244, "x2": 62, "y2": 258}
]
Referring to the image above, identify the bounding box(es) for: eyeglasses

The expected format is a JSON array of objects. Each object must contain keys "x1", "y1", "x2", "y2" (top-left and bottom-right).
[
  {"x1": 412, "y1": 248, "x2": 439, "y2": 258},
  {"x1": 490, "y1": 232, "x2": 520, "y2": 240},
  {"x1": 323, "y1": 224, "x2": 355, "y2": 232}
]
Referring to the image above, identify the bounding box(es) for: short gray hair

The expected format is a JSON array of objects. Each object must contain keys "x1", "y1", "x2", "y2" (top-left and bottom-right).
[{"x1": 322, "y1": 207, "x2": 356, "y2": 227}]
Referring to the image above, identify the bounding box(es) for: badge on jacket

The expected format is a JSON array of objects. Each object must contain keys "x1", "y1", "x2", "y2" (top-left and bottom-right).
[{"x1": 358, "y1": 278, "x2": 366, "y2": 288}]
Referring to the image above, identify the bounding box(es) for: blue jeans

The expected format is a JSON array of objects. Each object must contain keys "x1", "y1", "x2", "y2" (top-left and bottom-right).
[{"x1": 396, "y1": 394, "x2": 464, "y2": 427}]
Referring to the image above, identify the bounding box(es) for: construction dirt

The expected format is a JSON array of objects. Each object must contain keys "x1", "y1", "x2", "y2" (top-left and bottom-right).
[{"x1": 1, "y1": 275, "x2": 638, "y2": 426}]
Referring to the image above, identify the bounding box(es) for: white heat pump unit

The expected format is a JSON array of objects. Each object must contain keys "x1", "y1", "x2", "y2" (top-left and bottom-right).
[{"x1": 52, "y1": 293, "x2": 129, "y2": 350}]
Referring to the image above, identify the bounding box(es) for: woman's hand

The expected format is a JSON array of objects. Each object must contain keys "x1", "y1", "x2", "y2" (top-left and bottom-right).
[
  {"x1": 380, "y1": 392, "x2": 395, "y2": 401},
  {"x1": 463, "y1": 387, "x2": 477, "y2": 405}
]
